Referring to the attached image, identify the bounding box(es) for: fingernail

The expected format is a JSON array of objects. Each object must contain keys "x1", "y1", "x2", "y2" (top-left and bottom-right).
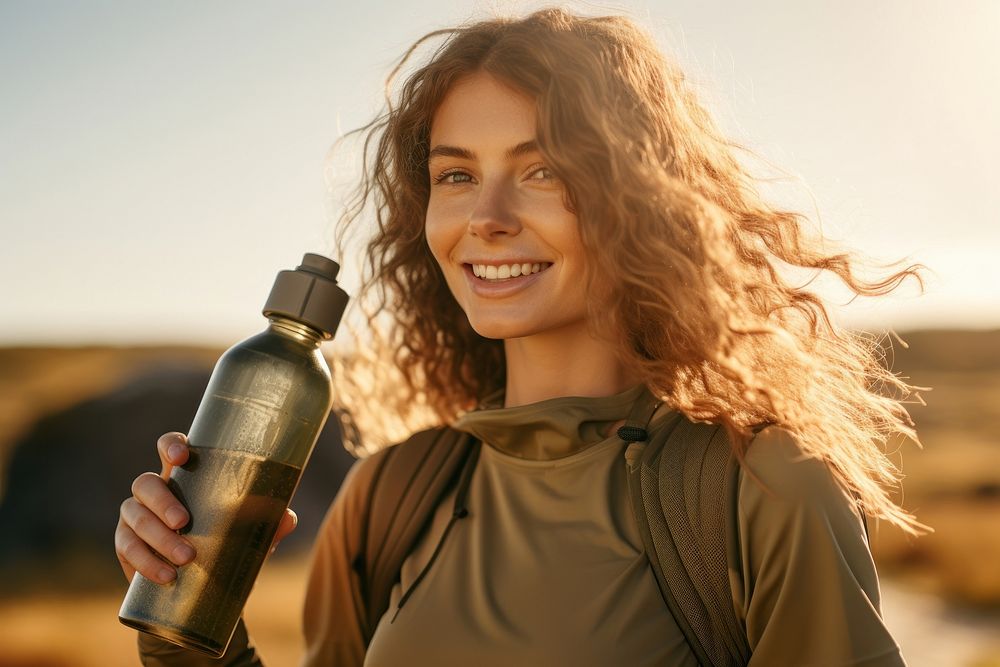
[
  {"x1": 165, "y1": 506, "x2": 188, "y2": 529},
  {"x1": 172, "y1": 543, "x2": 195, "y2": 564},
  {"x1": 159, "y1": 568, "x2": 176, "y2": 583},
  {"x1": 167, "y1": 443, "x2": 184, "y2": 461}
]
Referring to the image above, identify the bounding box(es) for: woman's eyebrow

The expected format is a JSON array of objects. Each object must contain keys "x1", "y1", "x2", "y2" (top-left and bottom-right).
[
  {"x1": 427, "y1": 139, "x2": 539, "y2": 162},
  {"x1": 506, "y1": 140, "x2": 539, "y2": 158},
  {"x1": 428, "y1": 145, "x2": 475, "y2": 161}
]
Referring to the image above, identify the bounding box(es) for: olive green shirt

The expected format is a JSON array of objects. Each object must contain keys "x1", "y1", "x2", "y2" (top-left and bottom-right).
[{"x1": 363, "y1": 385, "x2": 905, "y2": 666}]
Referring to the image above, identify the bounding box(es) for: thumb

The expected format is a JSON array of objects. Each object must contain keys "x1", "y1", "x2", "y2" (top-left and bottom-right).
[
  {"x1": 156, "y1": 432, "x2": 189, "y2": 479},
  {"x1": 270, "y1": 509, "x2": 298, "y2": 555}
]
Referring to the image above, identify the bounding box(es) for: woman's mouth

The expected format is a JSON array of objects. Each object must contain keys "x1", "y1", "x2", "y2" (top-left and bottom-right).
[
  {"x1": 468, "y1": 262, "x2": 552, "y2": 281},
  {"x1": 462, "y1": 261, "x2": 552, "y2": 297}
]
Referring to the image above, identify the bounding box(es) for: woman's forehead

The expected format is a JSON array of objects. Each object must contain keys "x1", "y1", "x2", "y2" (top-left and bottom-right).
[{"x1": 429, "y1": 72, "x2": 537, "y2": 148}]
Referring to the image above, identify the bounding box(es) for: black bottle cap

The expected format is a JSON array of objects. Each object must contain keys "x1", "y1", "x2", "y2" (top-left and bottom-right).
[{"x1": 262, "y1": 253, "x2": 349, "y2": 339}]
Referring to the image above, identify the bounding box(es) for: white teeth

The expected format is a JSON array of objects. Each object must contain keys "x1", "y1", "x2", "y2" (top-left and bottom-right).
[{"x1": 470, "y1": 262, "x2": 550, "y2": 280}]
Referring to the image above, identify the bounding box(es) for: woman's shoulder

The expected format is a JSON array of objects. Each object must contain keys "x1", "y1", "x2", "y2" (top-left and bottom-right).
[
  {"x1": 735, "y1": 425, "x2": 874, "y2": 590},
  {"x1": 338, "y1": 425, "x2": 468, "y2": 500},
  {"x1": 320, "y1": 426, "x2": 460, "y2": 546},
  {"x1": 740, "y1": 425, "x2": 860, "y2": 515},
  {"x1": 733, "y1": 428, "x2": 901, "y2": 663},
  {"x1": 352, "y1": 426, "x2": 454, "y2": 466}
]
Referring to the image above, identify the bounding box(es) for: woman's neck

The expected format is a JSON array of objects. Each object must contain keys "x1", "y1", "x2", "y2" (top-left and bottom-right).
[{"x1": 502, "y1": 324, "x2": 639, "y2": 408}]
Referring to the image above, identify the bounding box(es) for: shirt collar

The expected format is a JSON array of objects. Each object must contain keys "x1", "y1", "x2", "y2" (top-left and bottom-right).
[{"x1": 452, "y1": 384, "x2": 650, "y2": 461}]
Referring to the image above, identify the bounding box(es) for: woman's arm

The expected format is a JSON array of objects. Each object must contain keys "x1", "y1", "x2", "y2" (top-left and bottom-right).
[{"x1": 737, "y1": 426, "x2": 906, "y2": 666}]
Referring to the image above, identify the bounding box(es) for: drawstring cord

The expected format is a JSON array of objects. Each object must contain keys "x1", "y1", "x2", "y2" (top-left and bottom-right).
[{"x1": 391, "y1": 440, "x2": 481, "y2": 623}]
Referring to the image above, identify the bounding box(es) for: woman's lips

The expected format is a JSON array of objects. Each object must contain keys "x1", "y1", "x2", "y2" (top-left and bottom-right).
[
  {"x1": 469, "y1": 261, "x2": 550, "y2": 280},
  {"x1": 462, "y1": 262, "x2": 551, "y2": 298}
]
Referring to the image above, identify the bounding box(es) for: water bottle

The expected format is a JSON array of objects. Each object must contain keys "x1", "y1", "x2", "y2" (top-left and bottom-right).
[{"x1": 119, "y1": 253, "x2": 349, "y2": 656}]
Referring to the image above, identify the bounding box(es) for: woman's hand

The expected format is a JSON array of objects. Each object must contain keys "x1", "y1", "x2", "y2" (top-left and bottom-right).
[{"x1": 114, "y1": 432, "x2": 298, "y2": 584}]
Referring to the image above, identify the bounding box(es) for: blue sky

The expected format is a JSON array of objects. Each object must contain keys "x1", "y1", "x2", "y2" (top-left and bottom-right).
[{"x1": 2, "y1": 0, "x2": 998, "y2": 345}]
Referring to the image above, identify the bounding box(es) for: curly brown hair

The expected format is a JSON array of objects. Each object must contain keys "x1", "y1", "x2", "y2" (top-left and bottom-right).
[{"x1": 331, "y1": 8, "x2": 927, "y2": 533}]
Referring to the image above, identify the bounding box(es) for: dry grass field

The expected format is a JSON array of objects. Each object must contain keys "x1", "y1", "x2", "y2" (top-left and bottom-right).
[
  {"x1": 0, "y1": 557, "x2": 311, "y2": 667},
  {"x1": 0, "y1": 334, "x2": 998, "y2": 665}
]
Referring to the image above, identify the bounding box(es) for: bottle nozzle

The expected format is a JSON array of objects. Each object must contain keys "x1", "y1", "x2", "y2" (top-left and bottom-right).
[
  {"x1": 297, "y1": 254, "x2": 340, "y2": 280},
  {"x1": 262, "y1": 253, "x2": 349, "y2": 339}
]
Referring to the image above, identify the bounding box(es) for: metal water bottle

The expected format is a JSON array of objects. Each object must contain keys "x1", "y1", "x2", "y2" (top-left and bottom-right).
[{"x1": 119, "y1": 253, "x2": 349, "y2": 656}]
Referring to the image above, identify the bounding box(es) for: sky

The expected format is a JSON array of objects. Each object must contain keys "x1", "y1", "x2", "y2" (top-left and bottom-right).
[{"x1": 2, "y1": 0, "x2": 998, "y2": 346}]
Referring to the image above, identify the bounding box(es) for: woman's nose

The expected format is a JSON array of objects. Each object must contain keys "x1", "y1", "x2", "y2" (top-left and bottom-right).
[{"x1": 467, "y1": 182, "x2": 521, "y2": 238}]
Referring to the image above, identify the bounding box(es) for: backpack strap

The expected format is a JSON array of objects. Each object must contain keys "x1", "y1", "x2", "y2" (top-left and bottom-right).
[
  {"x1": 357, "y1": 426, "x2": 476, "y2": 640},
  {"x1": 625, "y1": 404, "x2": 751, "y2": 667}
]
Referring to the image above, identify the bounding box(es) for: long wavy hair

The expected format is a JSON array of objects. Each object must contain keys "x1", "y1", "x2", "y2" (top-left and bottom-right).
[{"x1": 331, "y1": 8, "x2": 927, "y2": 533}]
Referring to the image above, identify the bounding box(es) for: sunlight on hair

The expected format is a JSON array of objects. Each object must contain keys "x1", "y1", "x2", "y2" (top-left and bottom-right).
[{"x1": 319, "y1": 7, "x2": 932, "y2": 535}]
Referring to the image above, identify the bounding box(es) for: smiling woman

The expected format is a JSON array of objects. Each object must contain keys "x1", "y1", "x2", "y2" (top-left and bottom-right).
[
  {"x1": 424, "y1": 73, "x2": 608, "y2": 403},
  {"x1": 117, "y1": 7, "x2": 923, "y2": 667}
]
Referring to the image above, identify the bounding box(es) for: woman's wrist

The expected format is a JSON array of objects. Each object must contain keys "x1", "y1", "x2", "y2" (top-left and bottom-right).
[{"x1": 136, "y1": 618, "x2": 263, "y2": 667}]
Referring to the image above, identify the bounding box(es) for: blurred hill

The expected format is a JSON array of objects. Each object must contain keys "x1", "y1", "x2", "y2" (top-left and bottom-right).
[
  {"x1": 0, "y1": 346, "x2": 220, "y2": 471},
  {"x1": 887, "y1": 329, "x2": 1000, "y2": 372},
  {"x1": 0, "y1": 346, "x2": 355, "y2": 594}
]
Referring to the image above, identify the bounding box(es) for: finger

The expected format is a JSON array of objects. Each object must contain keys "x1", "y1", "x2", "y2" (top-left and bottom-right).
[
  {"x1": 156, "y1": 432, "x2": 189, "y2": 479},
  {"x1": 120, "y1": 496, "x2": 196, "y2": 568},
  {"x1": 115, "y1": 514, "x2": 179, "y2": 585},
  {"x1": 115, "y1": 516, "x2": 138, "y2": 582},
  {"x1": 131, "y1": 472, "x2": 190, "y2": 530},
  {"x1": 270, "y1": 509, "x2": 298, "y2": 555}
]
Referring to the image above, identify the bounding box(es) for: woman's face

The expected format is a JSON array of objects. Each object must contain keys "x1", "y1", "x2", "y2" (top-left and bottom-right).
[{"x1": 425, "y1": 72, "x2": 589, "y2": 341}]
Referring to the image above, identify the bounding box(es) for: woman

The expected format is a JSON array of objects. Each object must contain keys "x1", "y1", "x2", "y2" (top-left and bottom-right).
[{"x1": 116, "y1": 8, "x2": 922, "y2": 666}]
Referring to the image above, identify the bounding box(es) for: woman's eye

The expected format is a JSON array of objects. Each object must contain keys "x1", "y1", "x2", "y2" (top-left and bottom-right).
[
  {"x1": 433, "y1": 170, "x2": 473, "y2": 185},
  {"x1": 527, "y1": 166, "x2": 555, "y2": 181}
]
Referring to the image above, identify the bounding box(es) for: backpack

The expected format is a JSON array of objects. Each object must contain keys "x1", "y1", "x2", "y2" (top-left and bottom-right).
[{"x1": 352, "y1": 390, "x2": 752, "y2": 667}]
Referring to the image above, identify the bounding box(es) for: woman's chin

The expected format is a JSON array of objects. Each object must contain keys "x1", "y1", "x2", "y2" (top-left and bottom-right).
[
  {"x1": 467, "y1": 319, "x2": 539, "y2": 341},
  {"x1": 465, "y1": 312, "x2": 588, "y2": 342}
]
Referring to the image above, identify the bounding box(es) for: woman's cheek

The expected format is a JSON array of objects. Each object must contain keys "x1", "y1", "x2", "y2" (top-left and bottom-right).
[{"x1": 423, "y1": 213, "x2": 451, "y2": 265}]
